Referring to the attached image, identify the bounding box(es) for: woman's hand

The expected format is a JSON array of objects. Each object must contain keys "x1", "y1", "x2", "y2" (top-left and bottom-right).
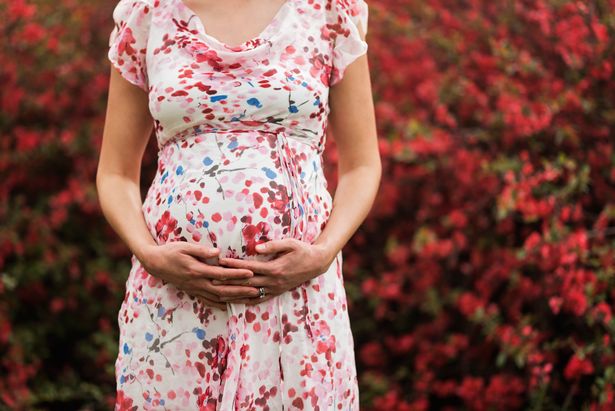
[
  {"x1": 138, "y1": 242, "x2": 263, "y2": 310},
  {"x1": 210, "y1": 238, "x2": 336, "y2": 305}
]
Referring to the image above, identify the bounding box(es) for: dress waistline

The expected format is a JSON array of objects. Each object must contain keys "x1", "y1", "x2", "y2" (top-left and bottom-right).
[{"x1": 158, "y1": 124, "x2": 322, "y2": 154}]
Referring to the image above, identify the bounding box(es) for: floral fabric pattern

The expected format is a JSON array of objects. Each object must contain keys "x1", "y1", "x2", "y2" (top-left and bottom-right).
[{"x1": 107, "y1": 0, "x2": 368, "y2": 409}]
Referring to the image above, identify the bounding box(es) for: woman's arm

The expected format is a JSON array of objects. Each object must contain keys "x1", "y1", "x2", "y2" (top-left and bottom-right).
[
  {"x1": 312, "y1": 23, "x2": 381, "y2": 265},
  {"x1": 97, "y1": 67, "x2": 157, "y2": 261},
  {"x1": 97, "y1": 68, "x2": 260, "y2": 310}
]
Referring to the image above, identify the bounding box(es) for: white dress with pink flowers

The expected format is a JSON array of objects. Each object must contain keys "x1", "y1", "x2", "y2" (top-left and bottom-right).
[{"x1": 107, "y1": 0, "x2": 368, "y2": 408}]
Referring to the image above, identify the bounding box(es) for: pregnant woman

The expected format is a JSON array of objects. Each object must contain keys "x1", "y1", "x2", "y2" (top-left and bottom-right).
[{"x1": 96, "y1": 0, "x2": 380, "y2": 408}]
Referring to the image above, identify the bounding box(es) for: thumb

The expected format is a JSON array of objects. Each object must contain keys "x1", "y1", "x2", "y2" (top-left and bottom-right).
[
  {"x1": 255, "y1": 238, "x2": 298, "y2": 254},
  {"x1": 182, "y1": 243, "x2": 220, "y2": 259}
]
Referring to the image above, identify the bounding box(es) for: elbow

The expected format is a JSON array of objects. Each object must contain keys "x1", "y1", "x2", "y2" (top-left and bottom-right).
[
  {"x1": 375, "y1": 158, "x2": 382, "y2": 189},
  {"x1": 373, "y1": 146, "x2": 383, "y2": 184},
  {"x1": 95, "y1": 168, "x2": 106, "y2": 206},
  {"x1": 95, "y1": 165, "x2": 106, "y2": 195},
  {"x1": 95, "y1": 167, "x2": 101, "y2": 193}
]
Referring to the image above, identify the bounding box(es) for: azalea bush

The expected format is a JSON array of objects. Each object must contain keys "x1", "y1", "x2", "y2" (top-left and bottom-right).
[
  {"x1": 1, "y1": 0, "x2": 615, "y2": 410},
  {"x1": 1, "y1": 0, "x2": 139, "y2": 408},
  {"x1": 344, "y1": 0, "x2": 615, "y2": 409}
]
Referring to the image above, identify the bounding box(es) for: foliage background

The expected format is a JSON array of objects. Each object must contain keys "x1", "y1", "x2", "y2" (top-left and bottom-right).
[{"x1": 2, "y1": 0, "x2": 615, "y2": 409}]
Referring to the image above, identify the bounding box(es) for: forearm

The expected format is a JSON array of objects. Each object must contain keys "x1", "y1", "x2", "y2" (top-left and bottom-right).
[
  {"x1": 96, "y1": 173, "x2": 157, "y2": 263},
  {"x1": 312, "y1": 163, "x2": 381, "y2": 264}
]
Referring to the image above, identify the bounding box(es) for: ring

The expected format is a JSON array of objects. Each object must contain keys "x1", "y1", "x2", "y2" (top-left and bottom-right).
[{"x1": 258, "y1": 286, "x2": 266, "y2": 299}]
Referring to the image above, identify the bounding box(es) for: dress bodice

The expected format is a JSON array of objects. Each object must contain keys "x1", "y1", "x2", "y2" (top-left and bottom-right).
[{"x1": 108, "y1": 0, "x2": 369, "y2": 153}]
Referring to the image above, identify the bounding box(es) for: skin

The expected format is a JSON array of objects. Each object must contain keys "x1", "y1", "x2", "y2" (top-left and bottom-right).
[{"x1": 97, "y1": 0, "x2": 380, "y2": 311}]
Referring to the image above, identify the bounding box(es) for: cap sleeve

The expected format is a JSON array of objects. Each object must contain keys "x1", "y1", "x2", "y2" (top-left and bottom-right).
[
  {"x1": 329, "y1": 0, "x2": 369, "y2": 86},
  {"x1": 108, "y1": 0, "x2": 153, "y2": 92}
]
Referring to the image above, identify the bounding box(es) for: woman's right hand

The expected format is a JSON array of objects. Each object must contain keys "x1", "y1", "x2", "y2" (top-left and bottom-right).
[{"x1": 137, "y1": 242, "x2": 261, "y2": 311}]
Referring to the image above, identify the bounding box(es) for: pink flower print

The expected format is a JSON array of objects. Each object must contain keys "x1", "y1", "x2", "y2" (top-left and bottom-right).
[
  {"x1": 314, "y1": 319, "x2": 335, "y2": 356},
  {"x1": 117, "y1": 26, "x2": 137, "y2": 56},
  {"x1": 155, "y1": 210, "x2": 181, "y2": 242},
  {"x1": 115, "y1": 389, "x2": 135, "y2": 411},
  {"x1": 242, "y1": 221, "x2": 271, "y2": 255},
  {"x1": 213, "y1": 335, "x2": 228, "y2": 371}
]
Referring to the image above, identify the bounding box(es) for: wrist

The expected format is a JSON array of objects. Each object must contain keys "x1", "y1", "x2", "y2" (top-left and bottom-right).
[
  {"x1": 133, "y1": 242, "x2": 158, "y2": 267},
  {"x1": 312, "y1": 240, "x2": 340, "y2": 272}
]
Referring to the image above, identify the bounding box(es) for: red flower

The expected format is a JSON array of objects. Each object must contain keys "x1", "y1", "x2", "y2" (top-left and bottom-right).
[
  {"x1": 359, "y1": 341, "x2": 385, "y2": 367},
  {"x1": 457, "y1": 376, "x2": 484, "y2": 406},
  {"x1": 564, "y1": 354, "x2": 595, "y2": 380},
  {"x1": 457, "y1": 292, "x2": 484, "y2": 317},
  {"x1": 591, "y1": 302, "x2": 612, "y2": 325},
  {"x1": 563, "y1": 288, "x2": 588, "y2": 317}
]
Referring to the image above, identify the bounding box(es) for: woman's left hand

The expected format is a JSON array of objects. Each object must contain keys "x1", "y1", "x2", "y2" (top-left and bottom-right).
[{"x1": 212, "y1": 239, "x2": 336, "y2": 305}]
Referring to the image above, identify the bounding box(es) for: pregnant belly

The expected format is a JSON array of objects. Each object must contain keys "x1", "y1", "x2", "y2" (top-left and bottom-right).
[{"x1": 141, "y1": 130, "x2": 316, "y2": 261}]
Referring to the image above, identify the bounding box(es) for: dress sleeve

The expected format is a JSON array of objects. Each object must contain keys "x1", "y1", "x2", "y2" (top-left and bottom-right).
[
  {"x1": 329, "y1": 0, "x2": 369, "y2": 86},
  {"x1": 108, "y1": 0, "x2": 153, "y2": 92}
]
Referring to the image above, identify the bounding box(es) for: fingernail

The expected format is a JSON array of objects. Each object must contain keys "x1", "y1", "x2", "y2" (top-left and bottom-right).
[{"x1": 255, "y1": 244, "x2": 265, "y2": 251}]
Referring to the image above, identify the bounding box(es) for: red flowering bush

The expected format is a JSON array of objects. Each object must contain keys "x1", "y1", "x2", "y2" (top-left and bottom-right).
[
  {"x1": 1, "y1": 0, "x2": 615, "y2": 409},
  {"x1": 1, "y1": 0, "x2": 144, "y2": 408},
  {"x1": 332, "y1": 0, "x2": 615, "y2": 409}
]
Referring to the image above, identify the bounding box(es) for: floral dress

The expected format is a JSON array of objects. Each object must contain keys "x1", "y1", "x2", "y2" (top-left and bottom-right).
[{"x1": 107, "y1": 0, "x2": 368, "y2": 409}]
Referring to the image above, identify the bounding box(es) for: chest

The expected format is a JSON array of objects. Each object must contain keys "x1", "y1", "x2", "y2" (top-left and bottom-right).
[{"x1": 144, "y1": 0, "x2": 334, "y2": 144}]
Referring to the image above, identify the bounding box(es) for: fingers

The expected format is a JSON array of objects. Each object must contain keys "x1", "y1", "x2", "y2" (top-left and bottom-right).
[
  {"x1": 255, "y1": 238, "x2": 301, "y2": 254},
  {"x1": 179, "y1": 244, "x2": 256, "y2": 280},
  {"x1": 187, "y1": 281, "x2": 260, "y2": 299},
  {"x1": 217, "y1": 257, "x2": 281, "y2": 276},
  {"x1": 209, "y1": 283, "x2": 262, "y2": 299},
  {"x1": 195, "y1": 286, "x2": 263, "y2": 304},
  {"x1": 211, "y1": 275, "x2": 269, "y2": 287},
  {"x1": 197, "y1": 264, "x2": 255, "y2": 281},
  {"x1": 181, "y1": 242, "x2": 220, "y2": 260}
]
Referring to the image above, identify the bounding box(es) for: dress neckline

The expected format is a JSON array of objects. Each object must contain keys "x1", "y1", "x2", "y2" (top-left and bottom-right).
[{"x1": 175, "y1": 0, "x2": 294, "y2": 52}]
